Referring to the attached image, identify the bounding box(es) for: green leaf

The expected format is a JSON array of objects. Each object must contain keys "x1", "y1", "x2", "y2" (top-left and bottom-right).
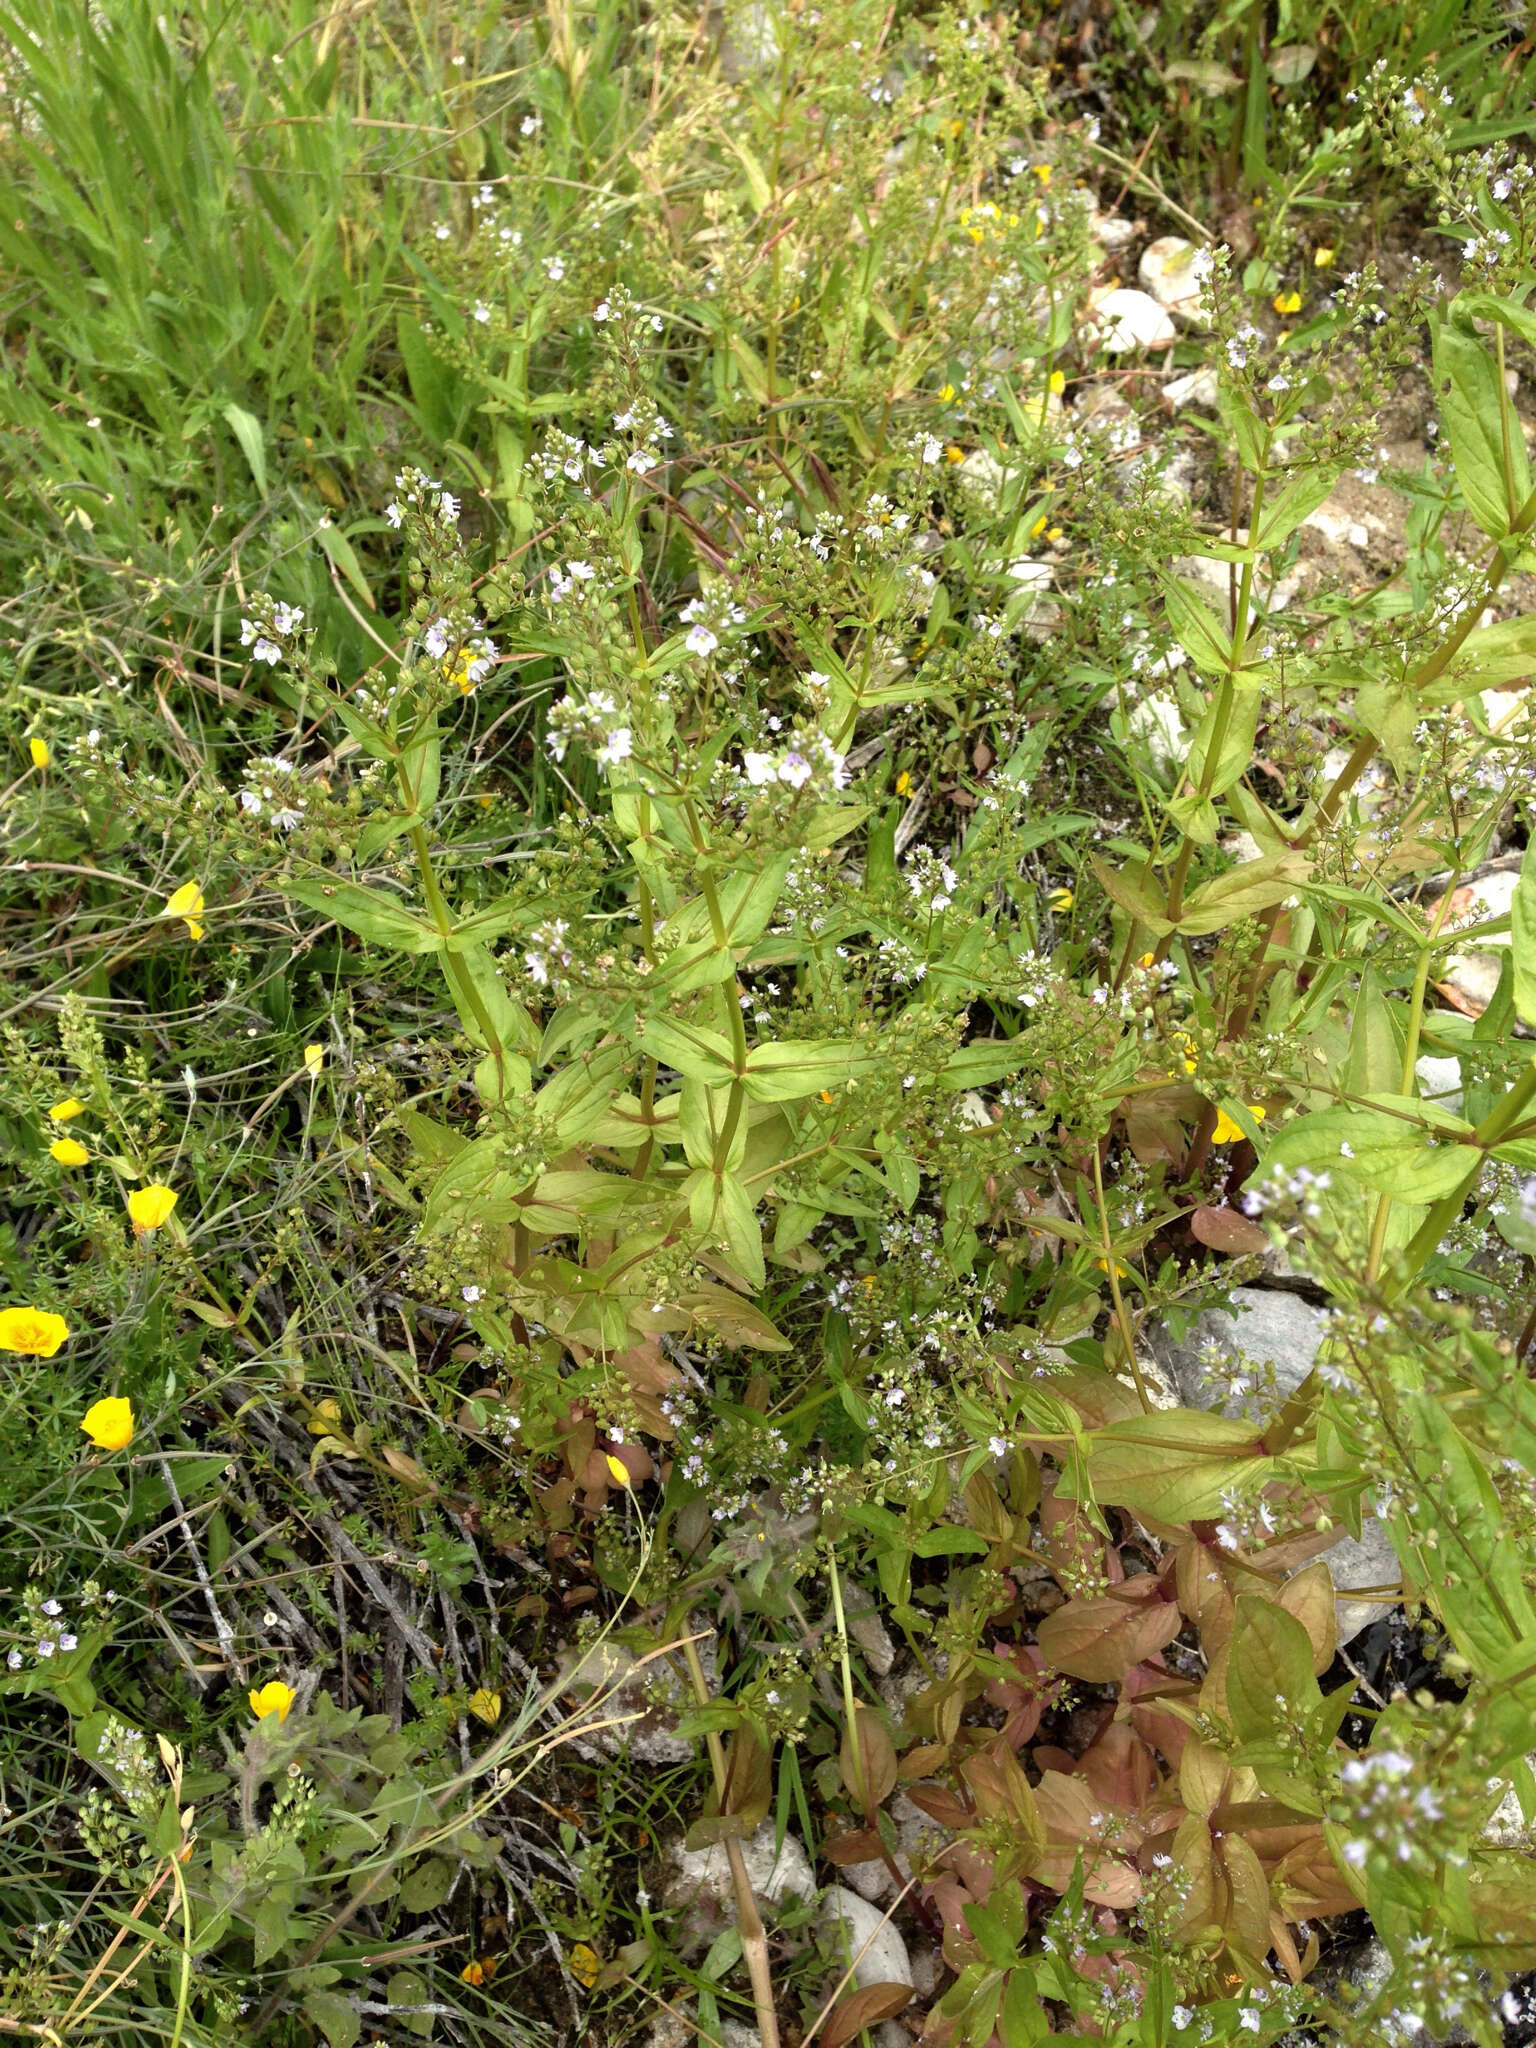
[
  {"x1": 221, "y1": 402, "x2": 268, "y2": 498},
  {"x1": 632, "y1": 1013, "x2": 737, "y2": 1084},
  {"x1": 941, "y1": 1039, "x2": 1030, "y2": 1088},
  {"x1": 283, "y1": 876, "x2": 444, "y2": 954},
  {"x1": 1225, "y1": 1596, "x2": 1319, "y2": 1745},
  {"x1": 1071, "y1": 1410, "x2": 1274, "y2": 1523},
  {"x1": 398, "y1": 1856, "x2": 455, "y2": 1912},
  {"x1": 315, "y1": 521, "x2": 377, "y2": 611},
  {"x1": 1158, "y1": 574, "x2": 1233, "y2": 675},
  {"x1": 1180, "y1": 685, "x2": 1261, "y2": 801},
  {"x1": 1434, "y1": 317, "x2": 1529, "y2": 540},
  {"x1": 1253, "y1": 465, "x2": 1343, "y2": 552},
  {"x1": 1513, "y1": 838, "x2": 1536, "y2": 1028},
  {"x1": 303, "y1": 1990, "x2": 362, "y2": 2048},
  {"x1": 397, "y1": 312, "x2": 466, "y2": 441},
  {"x1": 1178, "y1": 849, "x2": 1308, "y2": 936},
  {"x1": 741, "y1": 1040, "x2": 873, "y2": 1102}
]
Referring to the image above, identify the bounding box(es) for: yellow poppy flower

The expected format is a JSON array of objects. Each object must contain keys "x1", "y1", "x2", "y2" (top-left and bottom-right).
[
  {"x1": 49, "y1": 1098, "x2": 86, "y2": 1122},
  {"x1": 28, "y1": 737, "x2": 49, "y2": 769},
  {"x1": 249, "y1": 1679, "x2": 297, "y2": 1722},
  {"x1": 1094, "y1": 1256, "x2": 1130, "y2": 1279},
  {"x1": 0, "y1": 1306, "x2": 70, "y2": 1357},
  {"x1": 1273, "y1": 290, "x2": 1302, "y2": 315},
  {"x1": 1048, "y1": 369, "x2": 1065, "y2": 395},
  {"x1": 1032, "y1": 162, "x2": 1052, "y2": 185},
  {"x1": 1313, "y1": 246, "x2": 1335, "y2": 269},
  {"x1": 162, "y1": 881, "x2": 205, "y2": 940},
  {"x1": 303, "y1": 1044, "x2": 324, "y2": 1078},
  {"x1": 49, "y1": 1137, "x2": 90, "y2": 1166},
  {"x1": 468, "y1": 1686, "x2": 502, "y2": 1726},
  {"x1": 1030, "y1": 514, "x2": 1048, "y2": 538},
  {"x1": 1047, "y1": 886, "x2": 1073, "y2": 913},
  {"x1": 127, "y1": 1184, "x2": 178, "y2": 1233},
  {"x1": 939, "y1": 381, "x2": 956, "y2": 402},
  {"x1": 307, "y1": 1398, "x2": 343, "y2": 1437},
  {"x1": 569, "y1": 1943, "x2": 601, "y2": 1989},
  {"x1": 895, "y1": 770, "x2": 912, "y2": 796},
  {"x1": 604, "y1": 1453, "x2": 632, "y2": 1488},
  {"x1": 80, "y1": 1395, "x2": 134, "y2": 1450},
  {"x1": 1212, "y1": 1106, "x2": 1267, "y2": 1145}
]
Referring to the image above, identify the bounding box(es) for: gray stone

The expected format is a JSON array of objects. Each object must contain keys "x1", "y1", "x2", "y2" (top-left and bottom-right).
[
  {"x1": 1152, "y1": 1285, "x2": 1327, "y2": 1413},
  {"x1": 818, "y1": 1885, "x2": 913, "y2": 1990},
  {"x1": 1323, "y1": 1517, "x2": 1400, "y2": 1644},
  {"x1": 838, "y1": 1794, "x2": 934, "y2": 1903},
  {"x1": 719, "y1": 2, "x2": 778, "y2": 80},
  {"x1": 665, "y1": 1820, "x2": 815, "y2": 1912},
  {"x1": 1415, "y1": 1053, "x2": 1464, "y2": 1116}
]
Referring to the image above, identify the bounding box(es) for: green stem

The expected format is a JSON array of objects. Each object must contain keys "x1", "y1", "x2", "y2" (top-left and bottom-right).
[
  {"x1": 1365, "y1": 878, "x2": 1460, "y2": 1282},
  {"x1": 1395, "y1": 1055, "x2": 1536, "y2": 1289}
]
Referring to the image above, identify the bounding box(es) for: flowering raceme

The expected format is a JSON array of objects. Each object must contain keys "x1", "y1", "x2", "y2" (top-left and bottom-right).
[
  {"x1": 0, "y1": 1307, "x2": 69, "y2": 1357},
  {"x1": 81, "y1": 1396, "x2": 134, "y2": 1450}
]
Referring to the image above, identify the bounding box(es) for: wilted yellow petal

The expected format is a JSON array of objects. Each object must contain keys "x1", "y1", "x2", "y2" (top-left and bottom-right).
[
  {"x1": 604, "y1": 1454, "x2": 632, "y2": 1488},
  {"x1": 569, "y1": 1942, "x2": 601, "y2": 1989},
  {"x1": 468, "y1": 1686, "x2": 502, "y2": 1726},
  {"x1": 303, "y1": 1044, "x2": 324, "y2": 1078}
]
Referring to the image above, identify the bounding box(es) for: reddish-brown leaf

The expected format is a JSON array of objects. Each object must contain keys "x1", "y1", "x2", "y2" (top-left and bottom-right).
[
  {"x1": 1191, "y1": 1203, "x2": 1270, "y2": 1256},
  {"x1": 823, "y1": 1827, "x2": 887, "y2": 1867},
  {"x1": 821, "y1": 1983, "x2": 913, "y2": 2048},
  {"x1": 1035, "y1": 1582, "x2": 1183, "y2": 1682}
]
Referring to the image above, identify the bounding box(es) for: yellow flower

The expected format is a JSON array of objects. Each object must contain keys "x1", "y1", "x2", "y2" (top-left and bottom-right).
[
  {"x1": 1046, "y1": 526, "x2": 1064, "y2": 542},
  {"x1": 0, "y1": 1306, "x2": 70, "y2": 1357},
  {"x1": 1032, "y1": 162, "x2": 1052, "y2": 185},
  {"x1": 1273, "y1": 289, "x2": 1302, "y2": 315},
  {"x1": 939, "y1": 382, "x2": 956, "y2": 402},
  {"x1": 895, "y1": 770, "x2": 912, "y2": 796},
  {"x1": 249, "y1": 1679, "x2": 297, "y2": 1723},
  {"x1": 303, "y1": 1044, "x2": 324, "y2": 1078},
  {"x1": 944, "y1": 444, "x2": 965, "y2": 463},
  {"x1": 1047, "y1": 886, "x2": 1073, "y2": 913},
  {"x1": 468, "y1": 1686, "x2": 503, "y2": 1726},
  {"x1": 1212, "y1": 1105, "x2": 1267, "y2": 1145},
  {"x1": 162, "y1": 881, "x2": 205, "y2": 941},
  {"x1": 1048, "y1": 368, "x2": 1065, "y2": 395},
  {"x1": 1313, "y1": 246, "x2": 1335, "y2": 268},
  {"x1": 1030, "y1": 514, "x2": 1048, "y2": 538},
  {"x1": 461, "y1": 1955, "x2": 500, "y2": 1987},
  {"x1": 49, "y1": 1137, "x2": 90, "y2": 1166},
  {"x1": 569, "y1": 1942, "x2": 601, "y2": 1989},
  {"x1": 450, "y1": 651, "x2": 476, "y2": 694},
  {"x1": 28, "y1": 737, "x2": 49, "y2": 769},
  {"x1": 307, "y1": 1398, "x2": 343, "y2": 1436},
  {"x1": 1138, "y1": 951, "x2": 1157, "y2": 969},
  {"x1": 127, "y1": 1184, "x2": 178, "y2": 1234},
  {"x1": 49, "y1": 1098, "x2": 86, "y2": 1122},
  {"x1": 604, "y1": 1453, "x2": 632, "y2": 1488},
  {"x1": 80, "y1": 1395, "x2": 134, "y2": 1450},
  {"x1": 1094, "y1": 1256, "x2": 1130, "y2": 1279}
]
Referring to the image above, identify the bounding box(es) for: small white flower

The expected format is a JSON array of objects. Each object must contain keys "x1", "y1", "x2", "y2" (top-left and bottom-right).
[
  {"x1": 596, "y1": 727, "x2": 633, "y2": 767},
  {"x1": 423, "y1": 619, "x2": 450, "y2": 659},
  {"x1": 625, "y1": 448, "x2": 656, "y2": 474},
  {"x1": 521, "y1": 113, "x2": 541, "y2": 135},
  {"x1": 593, "y1": 300, "x2": 611, "y2": 322},
  {"x1": 58, "y1": 1634, "x2": 77, "y2": 1652},
  {"x1": 5, "y1": 1650, "x2": 20, "y2": 1670},
  {"x1": 40, "y1": 1601, "x2": 61, "y2": 1618},
  {"x1": 270, "y1": 603, "x2": 304, "y2": 636},
  {"x1": 742, "y1": 751, "x2": 777, "y2": 786},
  {"x1": 778, "y1": 751, "x2": 812, "y2": 788},
  {"x1": 472, "y1": 300, "x2": 492, "y2": 324},
  {"x1": 385, "y1": 501, "x2": 403, "y2": 527},
  {"x1": 37, "y1": 1640, "x2": 55, "y2": 1659},
  {"x1": 920, "y1": 435, "x2": 944, "y2": 463},
  {"x1": 270, "y1": 805, "x2": 305, "y2": 831},
  {"x1": 543, "y1": 254, "x2": 564, "y2": 281},
  {"x1": 433, "y1": 222, "x2": 451, "y2": 241},
  {"x1": 462, "y1": 1285, "x2": 483, "y2": 1303},
  {"x1": 685, "y1": 623, "x2": 718, "y2": 657}
]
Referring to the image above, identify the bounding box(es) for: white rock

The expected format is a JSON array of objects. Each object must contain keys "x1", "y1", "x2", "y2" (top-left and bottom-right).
[
  {"x1": 1088, "y1": 287, "x2": 1177, "y2": 354},
  {"x1": 1432, "y1": 869, "x2": 1518, "y2": 1018},
  {"x1": 554, "y1": 1638, "x2": 696, "y2": 1764},
  {"x1": 818, "y1": 1886, "x2": 913, "y2": 1990},
  {"x1": 720, "y1": 2025, "x2": 763, "y2": 2048},
  {"x1": 666, "y1": 1821, "x2": 815, "y2": 1911},
  {"x1": 1163, "y1": 366, "x2": 1220, "y2": 411},
  {"x1": 1089, "y1": 210, "x2": 1137, "y2": 250},
  {"x1": 1123, "y1": 693, "x2": 1187, "y2": 780},
  {"x1": 954, "y1": 448, "x2": 1009, "y2": 508},
  {"x1": 1154, "y1": 1286, "x2": 1327, "y2": 1412},
  {"x1": 719, "y1": 3, "x2": 779, "y2": 80},
  {"x1": 837, "y1": 1793, "x2": 934, "y2": 1902},
  {"x1": 1139, "y1": 235, "x2": 1206, "y2": 318},
  {"x1": 1415, "y1": 1054, "x2": 1463, "y2": 1115}
]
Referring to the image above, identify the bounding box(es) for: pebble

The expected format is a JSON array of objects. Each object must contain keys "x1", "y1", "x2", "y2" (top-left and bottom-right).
[
  {"x1": 1087, "y1": 287, "x2": 1177, "y2": 353},
  {"x1": 817, "y1": 1886, "x2": 913, "y2": 1989},
  {"x1": 665, "y1": 1821, "x2": 815, "y2": 1912},
  {"x1": 1163, "y1": 366, "x2": 1220, "y2": 411},
  {"x1": 1138, "y1": 235, "x2": 1207, "y2": 319}
]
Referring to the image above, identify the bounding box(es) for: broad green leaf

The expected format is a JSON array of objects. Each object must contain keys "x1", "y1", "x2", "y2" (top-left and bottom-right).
[
  {"x1": 1178, "y1": 849, "x2": 1308, "y2": 936},
  {"x1": 1225, "y1": 1596, "x2": 1319, "y2": 1746},
  {"x1": 1180, "y1": 685, "x2": 1260, "y2": 802},
  {"x1": 1434, "y1": 317, "x2": 1529, "y2": 541},
  {"x1": 1513, "y1": 838, "x2": 1536, "y2": 1028},
  {"x1": 1159, "y1": 574, "x2": 1232, "y2": 675},
  {"x1": 1253, "y1": 465, "x2": 1343, "y2": 551},
  {"x1": 741, "y1": 1040, "x2": 873, "y2": 1102},
  {"x1": 222, "y1": 401, "x2": 268, "y2": 497},
  {"x1": 283, "y1": 876, "x2": 444, "y2": 953},
  {"x1": 1069, "y1": 1411, "x2": 1273, "y2": 1523}
]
